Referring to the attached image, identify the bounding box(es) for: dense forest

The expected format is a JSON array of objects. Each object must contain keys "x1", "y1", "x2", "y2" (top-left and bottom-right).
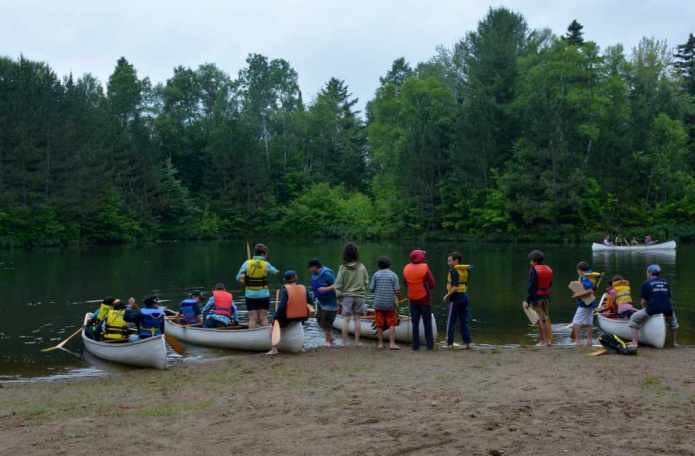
[{"x1": 1, "y1": 8, "x2": 695, "y2": 246}]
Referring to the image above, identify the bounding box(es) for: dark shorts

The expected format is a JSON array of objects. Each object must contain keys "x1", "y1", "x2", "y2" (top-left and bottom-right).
[
  {"x1": 318, "y1": 308, "x2": 337, "y2": 329},
  {"x1": 246, "y1": 297, "x2": 270, "y2": 311}
]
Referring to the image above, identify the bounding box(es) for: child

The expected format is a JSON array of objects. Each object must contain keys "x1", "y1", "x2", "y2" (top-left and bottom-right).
[
  {"x1": 308, "y1": 258, "x2": 338, "y2": 347},
  {"x1": 527, "y1": 250, "x2": 553, "y2": 346},
  {"x1": 570, "y1": 261, "x2": 597, "y2": 347},
  {"x1": 403, "y1": 249, "x2": 436, "y2": 351},
  {"x1": 267, "y1": 270, "x2": 312, "y2": 355},
  {"x1": 602, "y1": 276, "x2": 637, "y2": 318},
  {"x1": 369, "y1": 256, "x2": 402, "y2": 350},
  {"x1": 442, "y1": 252, "x2": 472, "y2": 349}
]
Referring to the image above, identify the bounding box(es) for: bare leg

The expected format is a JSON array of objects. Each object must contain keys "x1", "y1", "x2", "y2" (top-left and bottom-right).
[
  {"x1": 259, "y1": 309, "x2": 269, "y2": 327},
  {"x1": 389, "y1": 326, "x2": 398, "y2": 349},
  {"x1": 536, "y1": 320, "x2": 546, "y2": 345},
  {"x1": 572, "y1": 324, "x2": 581, "y2": 345},
  {"x1": 377, "y1": 328, "x2": 384, "y2": 348},
  {"x1": 672, "y1": 330, "x2": 678, "y2": 347},
  {"x1": 585, "y1": 326, "x2": 593, "y2": 347},
  {"x1": 354, "y1": 316, "x2": 362, "y2": 345},
  {"x1": 342, "y1": 315, "x2": 350, "y2": 345},
  {"x1": 248, "y1": 310, "x2": 258, "y2": 330},
  {"x1": 631, "y1": 328, "x2": 639, "y2": 347},
  {"x1": 545, "y1": 320, "x2": 553, "y2": 346}
]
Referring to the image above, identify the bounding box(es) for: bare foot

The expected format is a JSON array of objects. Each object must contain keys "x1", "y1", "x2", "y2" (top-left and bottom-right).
[
  {"x1": 265, "y1": 348, "x2": 279, "y2": 356},
  {"x1": 377, "y1": 343, "x2": 384, "y2": 349},
  {"x1": 389, "y1": 344, "x2": 400, "y2": 350}
]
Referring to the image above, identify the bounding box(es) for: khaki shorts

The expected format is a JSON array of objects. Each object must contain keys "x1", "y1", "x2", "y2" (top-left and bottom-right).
[
  {"x1": 341, "y1": 296, "x2": 366, "y2": 316},
  {"x1": 531, "y1": 298, "x2": 550, "y2": 321}
]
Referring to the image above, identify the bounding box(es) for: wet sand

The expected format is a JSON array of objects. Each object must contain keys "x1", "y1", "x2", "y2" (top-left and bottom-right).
[{"x1": 1, "y1": 346, "x2": 694, "y2": 456}]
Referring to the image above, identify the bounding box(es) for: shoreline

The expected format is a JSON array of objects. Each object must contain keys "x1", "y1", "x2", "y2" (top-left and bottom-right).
[{"x1": 2, "y1": 346, "x2": 694, "y2": 455}]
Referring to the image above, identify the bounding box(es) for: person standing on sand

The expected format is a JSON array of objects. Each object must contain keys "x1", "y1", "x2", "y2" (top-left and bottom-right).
[
  {"x1": 570, "y1": 262, "x2": 597, "y2": 347},
  {"x1": 369, "y1": 256, "x2": 402, "y2": 350},
  {"x1": 236, "y1": 243, "x2": 279, "y2": 329},
  {"x1": 629, "y1": 264, "x2": 679, "y2": 347},
  {"x1": 527, "y1": 250, "x2": 553, "y2": 346},
  {"x1": 403, "y1": 249, "x2": 436, "y2": 351},
  {"x1": 442, "y1": 251, "x2": 472, "y2": 350},
  {"x1": 308, "y1": 258, "x2": 338, "y2": 347},
  {"x1": 320, "y1": 243, "x2": 369, "y2": 347}
]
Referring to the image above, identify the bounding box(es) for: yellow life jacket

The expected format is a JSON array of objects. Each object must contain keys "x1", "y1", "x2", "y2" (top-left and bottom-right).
[
  {"x1": 103, "y1": 309, "x2": 129, "y2": 342},
  {"x1": 613, "y1": 280, "x2": 632, "y2": 306},
  {"x1": 244, "y1": 258, "x2": 269, "y2": 291},
  {"x1": 447, "y1": 264, "x2": 471, "y2": 294},
  {"x1": 585, "y1": 272, "x2": 602, "y2": 289},
  {"x1": 94, "y1": 303, "x2": 113, "y2": 323}
]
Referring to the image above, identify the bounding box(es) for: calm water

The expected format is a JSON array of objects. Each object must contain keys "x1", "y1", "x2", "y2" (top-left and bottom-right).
[{"x1": 1, "y1": 241, "x2": 692, "y2": 380}]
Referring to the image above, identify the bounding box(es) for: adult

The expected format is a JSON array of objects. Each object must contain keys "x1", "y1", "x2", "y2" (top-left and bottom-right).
[
  {"x1": 202, "y1": 283, "x2": 237, "y2": 328},
  {"x1": 321, "y1": 243, "x2": 369, "y2": 346},
  {"x1": 267, "y1": 271, "x2": 311, "y2": 355},
  {"x1": 403, "y1": 249, "x2": 436, "y2": 351},
  {"x1": 527, "y1": 250, "x2": 553, "y2": 346},
  {"x1": 308, "y1": 258, "x2": 338, "y2": 347},
  {"x1": 629, "y1": 264, "x2": 678, "y2": 347},
  {"x1": 236, "y1": 243, "x2": 279, "y2": 329}
]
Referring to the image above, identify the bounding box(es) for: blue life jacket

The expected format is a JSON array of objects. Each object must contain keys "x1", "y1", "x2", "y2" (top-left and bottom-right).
[
  {"x1": 139, "y1": 307, "x2": 164, "y2": 337},
  {"x1": 180, "y1": 298, "x2": 200, "y2": 324},
  {"x1": 311, "y1": 267, "x2": 336, "y2": 300}
]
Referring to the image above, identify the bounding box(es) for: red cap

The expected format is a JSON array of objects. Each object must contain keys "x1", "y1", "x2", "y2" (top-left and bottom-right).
[{"x1": 409, "y1": 249, "x2": 426, "y2": 263}]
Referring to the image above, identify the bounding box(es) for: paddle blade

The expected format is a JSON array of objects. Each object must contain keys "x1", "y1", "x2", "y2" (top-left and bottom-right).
[
  {"x1": 41, "y1": 346, "x2": 61, "y2": 353},
  {"x1": 165, "y1": 334, "x2": 185, "y2": 355},
  {"x1": 271, "y1": 321, "x2": 281, "y2": 346},
  {"x1": 522, "y1": 301, "x2": 539, "y2": 325},
  {"x1": 589, "y1": 348, "x2": 607, "y2": 357}
]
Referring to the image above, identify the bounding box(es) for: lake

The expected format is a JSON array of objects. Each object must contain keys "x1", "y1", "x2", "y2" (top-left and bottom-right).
[{"x1": 0, "y1": 240, "x2": 691, "y2": 381}]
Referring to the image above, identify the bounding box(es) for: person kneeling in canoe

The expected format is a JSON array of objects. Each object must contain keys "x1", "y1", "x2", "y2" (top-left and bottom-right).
[
  {"x1": 179, "y1": 290, "x2": 204, "y2": 325},
  {"x1": 85, "y1": 296, "x2": 116, "y2": 340},
  {"x1": 202, "y1": 283, "x2": 238, "y2": 328},
  {"x1": 370, "y1": 256, "x2": 402, "y2": 350},
  {"x1": 124, "y1": 296, "x2": 165, "y2": 341},
  {"x1": 629, "y1": 265, "x2": 679, "y2": 348},
  {"x1": 601, "y1": 276, "x2": 637, "y2": 318},
  {"x1": 101, "y1": 299, "x2": 130, "y2": 343},
  {"x1": 267, "y1": 270, "x2": 312, "y2": 355}
]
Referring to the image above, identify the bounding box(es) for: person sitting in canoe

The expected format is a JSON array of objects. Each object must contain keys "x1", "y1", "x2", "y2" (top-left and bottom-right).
[
  {"x1": 179, "y1": 290, "x2": 204, "y2": 325},
  {"x1": 202, "y1": 283, "x2": 238, "y2": 328},
  {"x1": 644, "y1": 235, "x2": 657, "y2": 245},
  {"x1": 369, "y1": 256, "x2": 402, "y2": 350},
  {"x1": 629, "y1": 264, "x2": 679, "y2": 347},
  {"x1": 85, "y1": 296, "x2": 116, "y2": 340},
  {"x1": 602, "y1": 235, "x2": 613, "y2": 246},
  {"x1": 101, "y1": 298, "x2": 130, "y2": 343},
  {"x1": 124, "y1": 296, "x2": 165, "y2": 340},
  {"x1": 601, "y1": 276, "x2": 637, "y2": 318},
  {"x1": 267, "y1": 270, "x2": 312, "y2": 355},
  {"x1": 630, "y1": 237, "x2": 640, "y2": 246}
]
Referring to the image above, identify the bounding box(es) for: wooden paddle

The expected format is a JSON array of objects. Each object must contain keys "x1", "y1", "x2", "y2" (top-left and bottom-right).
[
  {"x1": 41, "y1": 326, "x2": 82, "y2": 352},
  {"x1": 271, "y1": 289, "x2": 281, "y2": 346}
]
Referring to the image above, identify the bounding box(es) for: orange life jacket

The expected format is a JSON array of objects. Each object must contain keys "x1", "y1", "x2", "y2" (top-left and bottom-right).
[
  {"x1": 211, "y1": 290, "x2": 234, "y2": 318},
  {"x1": 285, "y1": 284, "x2": 309, "y2": 319},
  {"x1": 533, "y1": 264, "x2": 553, "y2": 297},
  {"x1": 403, "y1": 263, "x2": 430, "y2": 301}
]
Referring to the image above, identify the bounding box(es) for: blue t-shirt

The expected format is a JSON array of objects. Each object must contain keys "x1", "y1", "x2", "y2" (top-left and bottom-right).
[
  {"x1": 576, "y1": 276, "x2": 596, "y2": 308},
  {"x1": 311, "y1": 267, "x2": 337, "y2": 311},
  {"x1": 640, "y1": 277, "x2": 672, "y2": 315}
]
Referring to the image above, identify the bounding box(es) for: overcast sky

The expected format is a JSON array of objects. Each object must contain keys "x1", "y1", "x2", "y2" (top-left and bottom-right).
[{"x1": 1, "y1": 1, "x2": 693, "y2": 111}]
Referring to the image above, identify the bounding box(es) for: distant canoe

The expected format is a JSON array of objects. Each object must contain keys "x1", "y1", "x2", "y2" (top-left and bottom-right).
[
  {"x1": 164, "y1": 318, "x2": 304, "y2": 353},
  {"x1": 333, "y1": 313, "x2": 437, "y2": 344},
  {"x1": 81, "y1": 314, "x2": 168, "y2": 369},
  {"x1": 591, "y1": 240, "x2": 676, "y2": 252},
  {"x1": 597, "y1": 313, "x2": 666, "y2": 348}
]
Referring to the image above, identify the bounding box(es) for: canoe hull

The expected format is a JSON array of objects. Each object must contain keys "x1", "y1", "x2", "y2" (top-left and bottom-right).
[
  {"x1": 81, "y1": 315, "x2": 168, "y2": 369},
  {"x1": 333, "y1": 314, "x2": 437, "y2": 344},
  {"x1": 164, "y1": 319, "x2": 304, "y2": 353},
  {"x1": 597, "y1": 313, "x2": 666, "y2": 348},
  {"x1": 591, "y1": 240, "x2": 676, "y2": 252}
]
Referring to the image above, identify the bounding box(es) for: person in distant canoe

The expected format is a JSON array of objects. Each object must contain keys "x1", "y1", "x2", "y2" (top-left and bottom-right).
[
  {"x1": 236, "y1": 243, "x2": 279, "y2": 329},
  {"x1": 85, "y1": 296, "x2": 116, "y2": 340},
  {"x1": 442, "y1": 251, "x2": 472, "y2": 350},
  {"x1": 369, "y1": 256, "x2": 402, "y2": 350},
  {"x1": 570, "y1": 262, "x2": 597, "y2": 347},
  {"x1": 601, "y1": 276, "x2": 637, "y2": 318},
  {"x1": 629, "y1": 265, "x2": 679, "y2": 347},
  {"x1": 179, "y1": 290, "x2": 204, "y2": 325},
  {"x1": 527, "y1": 250, "x2": 553, "y2": 346},
  {"x1": 202, "y1": 283, "x2": 238, "y2": 328},
  {"x1": 321, "y1": 243, "x2": 369, "y2": 347},
  {"x1": 308, "y1": 258, "x2": 338, "y2": 347},
  {"x1": 602, "y1": 235, "x2": 613, "y2": 246},
  {"x1": 124, "y1": 296, "x2": 165, "y2": 340},
  {"x1": 644, "y1": 235, "x2": 657, "y2": 245},
  {"x1": 630, "y1": 237, "x2": 640, "y2": 246},
  {"x1": 267, "y1": 270, "x2": 312, "y2": 356},
  {"x1": 403, "y1": 249, "x2": 436, "y2": 351}
]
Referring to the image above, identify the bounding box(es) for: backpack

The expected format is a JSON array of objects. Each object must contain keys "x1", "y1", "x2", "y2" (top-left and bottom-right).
[{"x1": 599, "y1": 333, "x2": 637, "y2": 355}]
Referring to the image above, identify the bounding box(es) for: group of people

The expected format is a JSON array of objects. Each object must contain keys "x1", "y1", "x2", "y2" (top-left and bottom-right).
[
  {"x1": 526, "y1": 250, "x2": 678, "y2": 348},
  {"x1": 85, "y1": 296, "x2": 166, "y2": 343},
  {"x1": 602, "y1": 234, "x2": 658, "y2": 247}
]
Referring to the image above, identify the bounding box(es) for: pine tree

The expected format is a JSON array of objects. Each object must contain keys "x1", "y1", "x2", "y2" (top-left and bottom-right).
[
  {"x1": 674, "y1": 33, "x2": 695, "y2": 95},
  {"x1": 563, "y1": 20, "x2": 584, "y2": 46}
]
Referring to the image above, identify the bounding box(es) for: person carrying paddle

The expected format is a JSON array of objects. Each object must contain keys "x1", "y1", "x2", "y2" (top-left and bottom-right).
[
  {"x1": 124, "y1": 296, "x2": 165, "y2": 340},
  {"x1": 570, "y1": 262, "x2": 597, "y2": 347},
  {"x1": 321, "y1": 242, "x2": 369, "y2": 347},
  {"x1": 629, "y1": 264, "x2": 679, "y2": 347},
  {"x1": 527, "y1": 250, "x2": 553, "y2": 346},
  {"x1": 403, "y1": 249, "x2": 436, "y2": 351},
  {"x1": 267, "y1": 270, "x2": 312, "y2": 356},
  {"x1": 308, "y1": 258, "x2": 338, "y2": 347},
  {"x1": 236, "y1": 243, "x2": 279, "y2": 329},
  {"x1": 202, "y1": 283, "x2": 238, "y2": 328},
  {"x1": 369, "y1": 256, "x2": 402, "y2": 350},
  {"x1": 442, "y1": 251, "x2": 472, "y2": 350}
]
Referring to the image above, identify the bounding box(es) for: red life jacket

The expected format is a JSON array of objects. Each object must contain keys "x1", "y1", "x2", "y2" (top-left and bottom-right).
[
  {"x1": 211, "y1": 290, "x2": 233, "y2": 317},
  {"x1": 533, "y1": 264, "x2": 553, "y2": 297},
  {"x1": 403, "y1": 263, "x2": 430, "y2": 301},
  {"x1": 285, "y1": 284, "x2": 309, "y2": 319}
]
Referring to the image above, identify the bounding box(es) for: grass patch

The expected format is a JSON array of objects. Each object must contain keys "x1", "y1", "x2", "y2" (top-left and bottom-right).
[
  {"x1": 642, "y1": 375, "x2": 670, "y2": 396},
  {"x1": 132, "y1": 399, "x2": 216, "y2": 417}
]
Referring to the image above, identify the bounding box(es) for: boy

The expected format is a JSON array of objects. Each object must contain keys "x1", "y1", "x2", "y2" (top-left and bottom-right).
[
  {"x1": 403, "y1": 249, "x2": 436, "y2": 351},
  {"x1": 179, "y1": 290, "x2": 204, "y2": 325},
  {"x1": 442, "y1": 252, "x2": 472, "y2": 349},
  {"x1": 527, "y1": 250, "x2": 553, "y2": 346},
  {"x1": 369, "y1": 256, "x2": 402, "y2": 350},
  {"x1": 267, "y1": 270, "x2": 312, "y2": 355},
  {"x1": 570, "y1": 261, "x2": 597, "y2": 347},
  {"x1": 308, "y1": 258, "x2": 338, "y2": 347}
]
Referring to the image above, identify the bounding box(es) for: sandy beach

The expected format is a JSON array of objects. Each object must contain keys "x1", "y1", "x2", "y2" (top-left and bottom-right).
[{"x1": 1, "y1": 346, "x2": 694, "y2": 456}]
